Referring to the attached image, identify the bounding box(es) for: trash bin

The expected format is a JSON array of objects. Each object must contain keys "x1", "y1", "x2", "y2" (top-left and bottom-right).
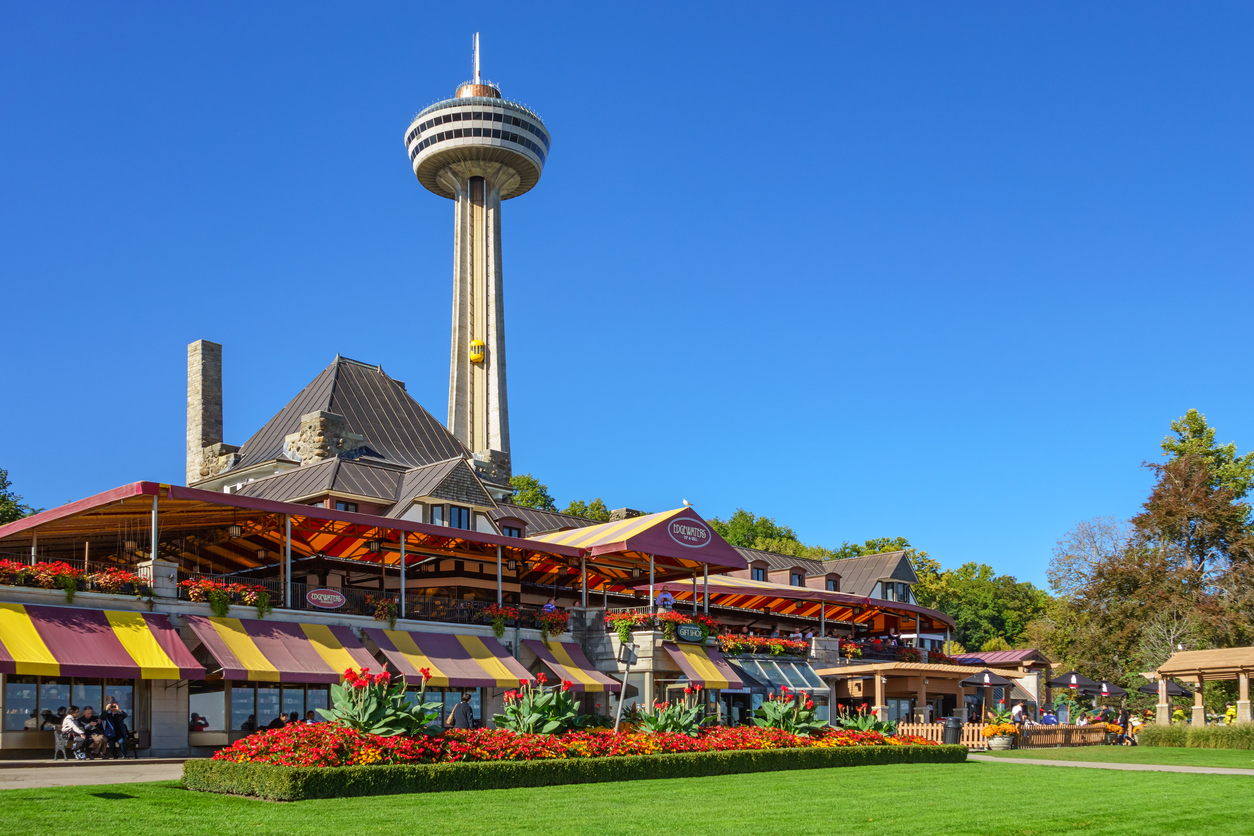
[{"x1": 942, "y1": 716, "x2": 963, "y2": 745}]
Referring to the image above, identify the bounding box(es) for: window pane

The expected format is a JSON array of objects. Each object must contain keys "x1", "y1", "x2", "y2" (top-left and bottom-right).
[
  {"x1": 282, "y1": 687, "x2": 305, "y2": 724},
  {"x1": 307, "y1": 687, "x2": 329, "y2": 721},
  {"x1": 73, "y1": 679, "x2": 103, "y2": 714},
  {"x1": 41, "y1": 678, "x2": 71, "y2": 719},
  {"x1": 231, "y1": 685, "x2": 256, "y2": 731},
  {"x1": 257, "y1": 686, "x2": 281, "y2": 728},
  {"x1": 4, "y1": 676, "x2": 38, "y2": 730},
  {"x1": 190, "y1": 681, "x2": 225, "y2": 731}
]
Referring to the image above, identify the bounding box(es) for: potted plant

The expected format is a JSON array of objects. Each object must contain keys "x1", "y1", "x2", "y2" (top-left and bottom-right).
[
  {"x1": 982, "y1": 708, "x2": 1018, "y2": 750},
  {"x1": 536, "y1": 608, "x2": 569, "y2": 644},
  {"x1": 1104, "y1": 722, "x2": 1123, "y2": 744},
  {"x1": 179, "y1": 578, "x2": 232, "y2": 616},
  {"x1": 605, "y1": 611, "x2": 650, "y2": 644},
  {"x1": 655, "y1": 610, "x2": 691, "y2": 641},
  {"x1": 31, "y1": 562, "x2": 83, "y2": 603},
  {"x1": 483, "y1": 604, "x2": 519, "y2": 638},
  {"x1": 0, "y1": 559, "x2": 31, "y2": 588},
  {"x1": 230, "y1": 583, "x2": 273, "y2": 619},
  {"x1": 368, "y1": 595, "x2": 398, "y2": 630}
]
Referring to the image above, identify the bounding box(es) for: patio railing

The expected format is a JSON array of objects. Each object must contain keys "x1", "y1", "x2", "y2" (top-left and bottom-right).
[{"x1": 894, "y1": 722, "x2": 1108, "y2": 750}]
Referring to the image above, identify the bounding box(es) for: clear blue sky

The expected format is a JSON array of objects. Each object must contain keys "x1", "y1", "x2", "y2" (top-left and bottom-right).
[{"x1": 3, "y1": 3, "x2": 1252, "y2": 588}]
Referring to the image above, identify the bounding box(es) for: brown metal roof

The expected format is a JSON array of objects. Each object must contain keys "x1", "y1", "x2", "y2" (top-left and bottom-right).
[
  {"x1": 385, "y1": 458, "x2": 470, "y2": 518},
  {"x1": 952, "y1": 649, "x2": 1051, "y2": 668},
  {"x1": 232, "y1": 459, "x2": 406, "y2": 504},
  {"x1": 732, "y1": 547, "x2": 918, "y2": 598},
  {"x1": 489, "y1": 502, "x2": 600, "y2": 534},
  {"x1": 232, "y1": 357, "x2": 468, "y2": 471}
]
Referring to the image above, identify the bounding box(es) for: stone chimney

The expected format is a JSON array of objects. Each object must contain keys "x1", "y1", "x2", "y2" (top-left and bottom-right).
[
  {"x1": 187, "y1": 340, "x2": 224, "y2": 484},
  {"x1": 284, "y1": 411, "x2": 365, "y2": 465},
  {"x1": 609, "y1": 508, "x2": 643, "y2": 522}
]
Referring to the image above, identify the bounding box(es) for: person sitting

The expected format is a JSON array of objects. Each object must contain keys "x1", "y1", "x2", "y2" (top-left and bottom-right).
[
  {"x1": 189, "y1": 712, "x2": 209, "y2": 732},
  {"x1": 104, "y1": 700, "x2": 129, "y2": 758},
  {"x1": 1039, "y1": 709, "x2": 1059, "y2": 726},
  {"x1": 655, "y1": 589, "x2": 675, "y2": 610},
  {"x1": 61, "y1": 706, "x2": 89, "y2": 760},
  {"x1": 267, "y1": 714, "x2": 286, "y2": 730},
  {"x1": 542, "y1": 597, "x2": 558, "y2": 614},
  {"x1": 79, "y1": 706, "x2": 109, "y2": 759},
  {"x1": 304, "y1": 710, "x2": 317, "y2": 724},
  {"x1": 803, "y1": 630, "x2": 814, "y2": 641},
  {"x1": 788, "y1": 628, "x2": 803, "y2": 640},
  {"x1": 739, "y1": 625, "x2": 750, "y2": 635},
  {"x1": 239, "y1": 714, "x2": 256, "y2": 732},
  {"x1": 22, "y1": 711, "x2": 38, "y2": 730},
  {"x1": 769, "y1": 627, "x2": 781, "y2": 638},
  {"x1": 288, "y1": 712, "x2": 300, "y2": 725}
]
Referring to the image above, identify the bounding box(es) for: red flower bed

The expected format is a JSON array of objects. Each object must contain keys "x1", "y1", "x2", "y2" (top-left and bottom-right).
[{"x1": 212, "y1": 724, "x2": 936, "y2": 768}]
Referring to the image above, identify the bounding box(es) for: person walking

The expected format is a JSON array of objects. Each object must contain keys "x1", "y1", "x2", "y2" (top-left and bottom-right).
[{"x1": 451, "y1": 693, "x2": 474, "y2": 729}]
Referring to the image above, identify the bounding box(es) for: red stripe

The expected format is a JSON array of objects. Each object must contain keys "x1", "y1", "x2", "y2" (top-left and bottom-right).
[
  {"x1": 184, "y1": 615, "x2": 247, "y2": 680},
  {"x1": 141, "y1": 613, "x2": 206, "y2": 679},
  {"x1": 25, "y1": 606, "x2": 140, "y2": 679}
]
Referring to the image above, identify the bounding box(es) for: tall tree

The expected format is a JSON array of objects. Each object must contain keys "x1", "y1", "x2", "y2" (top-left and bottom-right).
[
  {"x1": 708, "y1": 509, "x2": 799, "y2": 549},
  {"x1": 0, "y1": 468, "x2": 36, "y2": 525},
  {"x1": 563, "y1": 498, "x2": 610, "y2": 522},
  {"x1": 1162, "y1": 409, "x2": 1254, "y2": 499},
  {"x1": 508, "y1": 473, "x2": 556, "y2": 512}
]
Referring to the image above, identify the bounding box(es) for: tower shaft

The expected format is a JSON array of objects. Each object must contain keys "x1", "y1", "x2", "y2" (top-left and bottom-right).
[{"x1": 447, "y1": 169, "x2": 510, "y2": 477}]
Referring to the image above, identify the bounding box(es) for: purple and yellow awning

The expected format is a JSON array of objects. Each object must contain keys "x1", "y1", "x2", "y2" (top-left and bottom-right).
[
  {"x1": 185, "y1": 615, "x2": 375, "y2": 683},
  {"x1": 523, "y1": 639, "x2": 621, "y2": 693},
  {"x1": 364, "y1": 629, "x2": 532, "y2": 688},
  {"x1": 662, "y1": 641, "x2": 743, "y2": 690},
  {"x1": 0, "y1": 603, "x2": 203, "y2": 680}
]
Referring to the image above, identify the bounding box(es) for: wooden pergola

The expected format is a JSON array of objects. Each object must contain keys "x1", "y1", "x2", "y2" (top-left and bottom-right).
[{"x1": 1155, "y1": 647, "x2": 1254, "y2": 725}]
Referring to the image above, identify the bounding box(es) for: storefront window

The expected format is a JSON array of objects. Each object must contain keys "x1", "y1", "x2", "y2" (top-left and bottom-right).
[
  {"x1": 104, "y1": 679, "x2": 133, "y2": 717},
  {"x1": 282, "y1": 687, "x2": 305, "y2": 723},
  {"x1": 73, "y1": 679, "x2": 103, "y2": 714},
  {"x1": 40, "y1": 678, "x2": 71, "y2": 718},
  {"x1": 231, "y1": 685, "x2": 256, "y2": 731},
  {"x1": 189, "y1": 681, "x2": 225, "y2": 730},
  {"x1": 4, "y1": 676, "x2": 38, "y2": 731},
  {"x1": 441, "y1": 689, "x2": 481, "y2": 723},
  {"x1": 257, "y1": 686, "x2": 281, "y2": 729}
]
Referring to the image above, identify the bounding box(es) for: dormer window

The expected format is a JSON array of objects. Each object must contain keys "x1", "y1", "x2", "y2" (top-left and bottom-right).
[
  {"x1": 449, "y1": 505, "x2": 471, "y2": 530},
  {"x1": 502, "y1": 526, "x2": 521, "y2": 538},
  {"x1": 335, "y1": 501, "x2": 357, "y2": 513},
  {"x1": 751, "y1": 566, "x2": 766, "y2": 582},
  {"x1": 790, "y1": 572, "x2": 804, "y2": 587},
  {"x1": 826, "y1": 578, "x2": 839, "y2": 592}
]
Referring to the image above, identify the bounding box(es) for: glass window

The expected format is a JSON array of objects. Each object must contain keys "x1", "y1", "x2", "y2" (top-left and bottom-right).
[
  {"x1": 281, "y1": 687, "x2": 305, "y2": 724},
  {"x1": 790, "y1": 573, "x2": 803, "y2": 587},
  {"x1": 472, "y1": 128, "x2": 482, "y2": 137},
  {"x1": 471, "y1": 112, "x2": 482, "y2": 120},
  {"x1": 103, "y1": 679, "x2": 132, "y2": 718},
  {"x1": 493, "y1": 112, "x2": 502, "y2": 122},
  {"x1": 231, "y1": 685, "x2": 256, "y2": 731},
  {"x1": 826, "y1": 578, "x2": 838, "y2": 592},
  {"x1": 502, "y1": 526, "x2": 521, "y2": 538},
  {"x1": 751, "y1": 567, "x2": 766, "y2": 582},
  {"x1": 430, "y1": 505, "x2": 446, "y2": 526},
  {"x1": 4, "y1": 676, "x2": 38, "y2": 731},
  {"x1": 899, "y1": 583, "x2": 911, "y2": 603},
  {"x1": 40, "y1": 677, "x2": 71, "y2": 719},
  {"x1": 449, "y1": 506, "x2": 471, "y2": 530},
  {"x1": 189, "y1": 681, "x2": 225, "y2": 731},
  {"x1": 492, "y1": 129, "x2": 501, "y2": 139},
  {"x1": 442, "y1": 690, "x2": 480, "y2": 723},
  {"x1": 451, "y1": 112, "x2": 462, "y2": 121},
  {"x1": 307, "y1": 686, "x2": 329, "y2": 721},
  {"x1": 72, "y1": 679, "x2": 103, "y2": 714},
  {"x1": 511, "y1": 116, "x2": 521, "y2": 126},
  {"x1": 336, "y1": 501, "x2": 358, "y2": 513},
  {"x1": 257, "y1": 685, "x2": 281, "y2": 729}
]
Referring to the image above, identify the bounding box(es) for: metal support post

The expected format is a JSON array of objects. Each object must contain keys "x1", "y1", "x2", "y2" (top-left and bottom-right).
[
  {"x1": 581, "y1": 556, "x2": 587, "y2": 608},
  {"x1": 692, "y1": 572, "x2": 698, "y2": 613},
  {"x1": 399, "y1": 532, "x2": 406, "y2": 620},
  {"x1": 496, "y1": 546, "x2": 503, "y2": 605},
  {"x1": 648, "y1": 554, "x2": 655, "y2": 613},
  {"x1": 703, "y1": 564, "x2": 708, "y2": 614},
  {"x1": 284, "y1": 514, "x2": 292, "y2": 609},
  {"x1": 150, "y1": 495, "x2": 159, "y2": 563},
  {"x1": 30, "y1": 529, "x2": 37, "y2": 566}
]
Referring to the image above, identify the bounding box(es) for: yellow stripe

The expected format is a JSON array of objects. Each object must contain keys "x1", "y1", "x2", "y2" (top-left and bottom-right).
[
  {"x1": 105, "y1": 612, "x2": 180, "y2": 679},
  {"x1": 0, "y1": 604, "x2": 59, "y2": 676},
  {"x1": 209, "y1": 618, "x2": 280, "y2": 682},
  {"x1": 676, "y1": 644, "x2": 732, "y2": 689},
  {"x1": 549, "y1": 642, "x2": 602, "y2": 692},
  {"x1": 300, "y1": 624, "x2": 360, "y2": 681},
  {"x1": 386, "y1": 630, "x2": 449, "y2": 687},
  {"x1": 535, "y1": 509, "x2": 683, "y2": 548},
  {"x1": 457, "y1": 635, "x2": 519, "y2": 687}
]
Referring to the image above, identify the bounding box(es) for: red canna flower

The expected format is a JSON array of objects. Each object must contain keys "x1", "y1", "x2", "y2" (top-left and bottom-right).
[
  {"x1": 561, "y1": 680, "x2": 573, "y2": 692},
  {"x1": 536, "y1": 672, "x2": 547, "y2": 685}
]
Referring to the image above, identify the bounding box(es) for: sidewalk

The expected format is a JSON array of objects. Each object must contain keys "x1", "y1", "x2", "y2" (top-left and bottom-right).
[
  {"x1": 0, "y1": 759, "x2": 188, "y2": 790},
  {"x1": 970, "y1": 753, "x2": 1254, "y2": 776}
]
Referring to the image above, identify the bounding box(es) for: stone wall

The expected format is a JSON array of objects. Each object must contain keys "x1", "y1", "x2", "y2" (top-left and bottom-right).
[
  {"x1": 186, "y1": 340, "x2": 223, "y2": 485},
  {"x1": 284, "y1": 411, "x2": 365, "y2": 465}
]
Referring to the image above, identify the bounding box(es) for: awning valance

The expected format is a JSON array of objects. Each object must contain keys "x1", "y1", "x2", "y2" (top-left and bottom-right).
[
  {"x1": 0, "y1": 603, "x2": 203, "y2": 680},
  {"x1": 523, "y1": 639, "x2": 621, "y2": 693},
  {"x1": 185, "y1": 616, "x2": 375, "y2": 683},
  {"x1": 364, "y1": 629, "x2": 531, "y2": 688},
  {"x1": 662, "y1": 641, "x2": 743, "y2": 690}
]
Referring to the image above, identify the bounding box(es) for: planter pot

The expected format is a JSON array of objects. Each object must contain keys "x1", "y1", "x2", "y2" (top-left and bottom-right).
[
  {"x1": 120, "y1": 583, "x2": 135, "y2": 595},
  {"x1": 1104, "y1": 733, "x2": 1118, "y2": 745},
  {"x1": 988, "y1": 735, "x2": 1014, "y2": 751},
  {"x1": 75, "y1": 579, "x2": 87, "y2": 591}
]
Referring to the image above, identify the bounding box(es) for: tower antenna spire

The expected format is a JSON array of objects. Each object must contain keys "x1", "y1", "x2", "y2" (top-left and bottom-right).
[{"x1": 473, "y1": 32, "x2": 480, "y2": 83}]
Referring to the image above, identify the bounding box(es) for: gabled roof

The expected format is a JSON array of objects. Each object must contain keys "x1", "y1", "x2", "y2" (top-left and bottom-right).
[
  {"x1": 952, "y1": 649, "x2": 1051, "y2": 668},
  {"x1": 735, "y1": 546, "x2": 827, "y2": 574},
  {"x1": 489, "y1": 502, "x2": 601, "y2": 533},
  {"x1": 385, "y1": 458, "x2": 495, "y2": 518},
  {"x1": 233, "y1": 357, "x2": 469, "y2": 471},
  {"x1": 232, "y1": 458, "x2": 407, "y2": 504},
  {"x1": 823, "y1": 551, "x2": 917, "y2": 598}
]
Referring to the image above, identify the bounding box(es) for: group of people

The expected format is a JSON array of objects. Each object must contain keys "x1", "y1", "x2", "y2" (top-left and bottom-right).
[
  {"x1": 221, "y1": 710, "x2": 320, "y2": 732},
  {"x1": 58, "y1": 701, "x2": 130, "y2": 759}
]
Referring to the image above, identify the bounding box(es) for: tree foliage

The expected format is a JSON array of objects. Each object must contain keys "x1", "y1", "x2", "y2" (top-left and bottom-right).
[
  {"x1": 508, "y1": 474, "x2": 556, "y2": 512},
  {"x1": 1162, "y1": 409, "x2": 1254, "y2": 499},
  {"x1": 912, "y1": 558, "x2": 1049, "y2": 651},
  {"x1": 563, "y1": 498, "x2": 610, "y2": 522},
  {"x1": 0, "y1": 469, "x2": 37, "y2": 525}
]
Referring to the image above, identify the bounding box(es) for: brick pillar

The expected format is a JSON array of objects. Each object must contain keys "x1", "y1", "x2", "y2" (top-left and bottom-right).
[
  {"x1": 1192, "y1": 678, "x2": 1206, "y2": 726},
  {"x1": 1238, "y1": 672, "x2": 1251, "y2": 723},
  {"x1": 186, "y1": 340, "x2": 223, "y2": 484}
]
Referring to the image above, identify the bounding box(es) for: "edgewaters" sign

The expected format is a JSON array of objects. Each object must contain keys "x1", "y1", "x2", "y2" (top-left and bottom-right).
[
  {"x1": 668, "y1": 518, "x2": 712, "y2": 549},
  {"x1": 306, "y1": 588, "x2": 347, "y2": 609}
]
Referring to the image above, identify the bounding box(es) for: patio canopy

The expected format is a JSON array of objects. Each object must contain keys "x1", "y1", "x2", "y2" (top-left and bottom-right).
[
  {"x1": 185, "y1": 615, "x2": 375, "y2": 683},
  {"x1": 730, "y1": 657, "x2": 826, "y2": 693},
  {"x1": 1096, "y1": 680, "x2": 1128, "y2": 698},
  {"x1": 527, "y1": 509, "x2": 747, "y2": 590},
  {"x1": 639, "y1": 573, "x2": 955, "y2": 631},
  {"x1": 523, "y1": 640, "x2": 621, "y2": 693},
  {"x1": 1157, "y1": 646, "x2": 1254, "y2": 680},
  {"x1": 661, "y1": 641, "x2": 743, "y2": 690},
  {"x1": 1046, "y1": 671, "x2": 1101, "y2": 693},
  {"x1": 959, "y1": 669, "x2": 1015, "y2": 688},
  {"x1": 0, "y1": 603, "x2": 203, "y2": 680},
  {"x1": 1138, "y1": 680, "x2": 1194, "y2": 698},
  {"x1": 364, "y1": 628, "x2": 531, "y2": 688}
]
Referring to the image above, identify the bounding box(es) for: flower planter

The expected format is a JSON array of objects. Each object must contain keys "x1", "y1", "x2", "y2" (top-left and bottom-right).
[
  {"x1": 988, "y1": 735, "x2": 1014, "y2": 751},
  {"x1": 120, "y1": 583, "x2": 135, "y2": 595}
]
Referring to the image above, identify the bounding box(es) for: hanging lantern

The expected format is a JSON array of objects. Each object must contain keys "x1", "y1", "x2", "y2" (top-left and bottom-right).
[
  {"x1": 256, "y1": 548, "x2": 268, "y2": 561},
  {"x1": 469, "y1": 340, "x2": 486, "y2": 364},
  {"x1": 366, "y1": 540, "x2": 382, "y2": 554},
  {"x1": 227, "y1": 524, "x2": 243, "y2": 539}
]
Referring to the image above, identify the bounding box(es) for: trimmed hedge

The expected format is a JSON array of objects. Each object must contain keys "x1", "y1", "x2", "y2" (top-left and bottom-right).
[
  {"x1": 184, "y1": 744, "x2": 967, "y2": 801},
  {"x1": 1140, "y1": 723, "x2": 1254, "y2": 749}
]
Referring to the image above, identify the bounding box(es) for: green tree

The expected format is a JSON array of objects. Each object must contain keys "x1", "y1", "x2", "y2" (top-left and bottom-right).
[
  {"x1": 1162, "y1": 409, "x2": 1254, "y2": 499},
  {"x1": 563, "y1": 498, "x2": 610, "y2": 522},
  {"x1": 914, "y1": 561, "x2": 1049, "y2": 651},
  {"x1": 708, "y1": 509, "x2": 799, "y2": 548},
  {"x1": 508, "y1": 473, "x2": 556, "y2": 511},
  {"x1": 832, "y1": 537, "x2": 914, "y2": 559},
  {"x1": 0, "y1": 468, "x2": 36, "y2": 525}
]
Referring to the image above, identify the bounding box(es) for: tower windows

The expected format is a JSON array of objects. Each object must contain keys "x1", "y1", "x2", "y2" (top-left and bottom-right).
[
  {"x1": 492, "y1": 129, "x2": 501, "y2": 138},
  {"x1": 493, "y1": 113, "x2": 502, "y2": 122},
  {"x1": 453, "y1": 129, "x2": 463, "y2": 138},
  {"x1": 472, "y1": 128, "x2": 482, "y2": 137},
  {"x1": 452, "y1": 112, "x2": 462, "y2": 121},
  {"x1": 511, "y1": 116, "x2": 521, "y2": 126},
  {"x1": 471, "y1": 111, "x2": 482, "y2": 119}
]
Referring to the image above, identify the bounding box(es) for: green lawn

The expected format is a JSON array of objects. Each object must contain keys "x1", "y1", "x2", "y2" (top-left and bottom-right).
[
  {"x1": 983, "y1": 745, "x2": 1254, "y2": 770},
  {"x1": 4, "y1": 762, "x2": 1254, "y2": 836}
]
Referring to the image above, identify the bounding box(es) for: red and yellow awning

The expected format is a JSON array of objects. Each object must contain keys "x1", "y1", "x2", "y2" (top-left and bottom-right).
[
  {"x1": 523, "y1": 639, "x2": 621, "y2": 693},
  {"x1": 0, "y1": 603, "x2": 203, "y2": 680},
  {"x1": 185, "y1": 615, "x2": 375, "y2": 683},
  {"x1": 662, "y1": 641, "x2": 743, "y2": 690},
  {"x1": 364, "y1": 628, "x2": 532, "y2": 688}
]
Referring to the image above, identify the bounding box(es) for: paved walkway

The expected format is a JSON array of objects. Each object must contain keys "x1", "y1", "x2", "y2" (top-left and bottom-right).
[
  {"x1": 970, "y1": 753, "x2": 1254, "y2": 776},
  {"x1": 0, "y1": 760, "x2": 186, "y2": 790}
]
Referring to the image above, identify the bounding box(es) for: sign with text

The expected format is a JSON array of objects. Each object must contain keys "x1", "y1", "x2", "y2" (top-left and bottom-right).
[
  {"x1": 306, "y1": 588, "x2": 347, "y2": 610},
  {"x1": 668, "y1": 518, "x2": 712, "y2": 549},
  {"x1": 676, "y1": 623, "x2": 705, "y2": 643}
]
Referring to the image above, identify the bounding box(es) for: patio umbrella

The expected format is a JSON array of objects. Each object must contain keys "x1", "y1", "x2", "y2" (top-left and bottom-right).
[
  {"x1": 959, "y1": 669, "x2": 1015, "y2": 688},
  {"x1": 1045, "y1": 670, "x2": 1101, "y2": 694},
  {"x1": 1097, "y1": 681, "x2": 1128, "y2": 698},
  {"x1": 1138, "y1": 680, "x2": 1194, "y2": 699}
]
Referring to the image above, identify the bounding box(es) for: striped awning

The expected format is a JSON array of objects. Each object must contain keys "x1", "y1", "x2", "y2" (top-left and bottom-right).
[
  {"x1": 184, "y1": 616, "x2": 376, "y2": 683},
  {"x1": 0, "y1": 603, "x2": 203, "y2": 680},
  {"x1": 523, "y1": 640, "x2": 621, "y2": 693},
  {"x1": 364, "y1": 629, "x2": 532, "y2": 688},
  {"x1": 662, "y1": 641, "x2": 743, "y2": 690}
]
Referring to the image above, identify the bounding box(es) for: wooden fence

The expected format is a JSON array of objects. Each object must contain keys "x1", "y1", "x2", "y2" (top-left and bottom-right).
[{"x1": 894, "y1": 723, "x2": 1107, "y2": 750}]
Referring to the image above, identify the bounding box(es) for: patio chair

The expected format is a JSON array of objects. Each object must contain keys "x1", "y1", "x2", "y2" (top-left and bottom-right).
[{"x1": 52, "y1": 729, "x2": 75, "y2": 761}]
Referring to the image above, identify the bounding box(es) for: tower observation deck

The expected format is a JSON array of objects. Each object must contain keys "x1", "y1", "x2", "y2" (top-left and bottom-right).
[{"x1": 405, "y1": 33, "x2": 550, "y2": 484}]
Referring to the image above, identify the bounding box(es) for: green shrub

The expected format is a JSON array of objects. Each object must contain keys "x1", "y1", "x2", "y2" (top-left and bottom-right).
[
  {"x1": 1185, "y1": 724, "x2": 1254, "y2": 750},
  {"x1": 184, "y1": 744, "x2": 967, "y2": 801},
  {"x1": 1138, "y1": 724, "x2": 1187, "y2": 748}
]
